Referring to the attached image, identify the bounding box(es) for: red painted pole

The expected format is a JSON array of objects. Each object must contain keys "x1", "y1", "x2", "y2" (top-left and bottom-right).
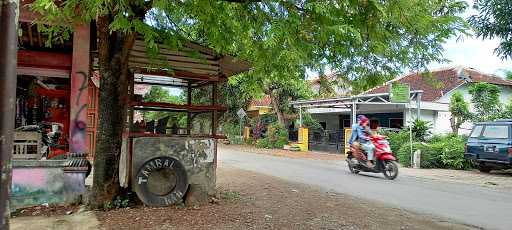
[
  {"x1": 69, "y1": 24, "x2": 90, "y2": 154},
  {"x1": 0, "y1": 0, "x2": 19, "y2": 229}
]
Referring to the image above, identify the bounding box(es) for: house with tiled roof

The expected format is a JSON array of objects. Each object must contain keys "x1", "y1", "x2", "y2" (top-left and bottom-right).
[
  {"x1": 366, "y1": 66, "x2": 512, "y2": 134},
  {"x1": 365, "y1": 66, "x2": 512, "y2": 102},
  {"x1": 295, "y1": 66, "x2": 512, "y2": 145},
  {"x1": 247, "y1": 95, "x2": 273, "y2": 118}
]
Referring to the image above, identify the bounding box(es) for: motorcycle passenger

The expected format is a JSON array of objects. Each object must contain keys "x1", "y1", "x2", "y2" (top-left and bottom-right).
[{"x1": 358, "y1": 116, "x2": 375, "y2": 167}]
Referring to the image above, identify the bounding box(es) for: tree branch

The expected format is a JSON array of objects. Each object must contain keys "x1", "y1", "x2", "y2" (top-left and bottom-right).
[
  {"x1": 165, "y1": 14, "x2": 193, "y2": 40},
  {"x1": 222, "y1": 0, "x2": 262, "y2": 3}
]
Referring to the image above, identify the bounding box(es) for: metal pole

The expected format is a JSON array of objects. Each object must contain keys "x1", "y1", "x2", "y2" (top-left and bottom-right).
[
  {"x1": 351, "y1": 101, "x2": 357, "y2": 125},
  {"x1": 0, "y1": 0, "x2": 19, "y2": 228},
  {"x1": 409, "y1": 108, "x2": 413, "y2": 166},
  {"x1": 239, "y1": 117, "x2": 242, "y2": 137},
  {"x1": 299, "y1": 106, "x2": 302, "y2": 127},
  {"x1": 416, "y1": 92, "x2": 422, "y2": 120}
]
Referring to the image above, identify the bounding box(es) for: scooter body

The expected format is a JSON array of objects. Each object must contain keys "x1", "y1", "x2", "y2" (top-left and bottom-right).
[{"x1": 346, "y1": 135, "x2": 399, "y2": 180}]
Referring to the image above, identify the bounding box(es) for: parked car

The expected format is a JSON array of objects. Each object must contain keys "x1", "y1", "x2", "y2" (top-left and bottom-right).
[{"x1": 465, "y1": 119, "x2": 512, "y2": 173}]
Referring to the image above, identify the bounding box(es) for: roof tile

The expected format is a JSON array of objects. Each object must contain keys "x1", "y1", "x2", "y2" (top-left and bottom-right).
[{"x1": 366, "y1": 67, "x2": 512, "y2": 101}]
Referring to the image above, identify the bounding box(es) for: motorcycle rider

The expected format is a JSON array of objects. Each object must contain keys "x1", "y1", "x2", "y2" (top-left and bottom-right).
[
  {"x1": 349, "y1": 115, "x2": 375, "y2": 168},
  {"x1": 348, "y1": 115, "x2": 363, "y2": 149}
]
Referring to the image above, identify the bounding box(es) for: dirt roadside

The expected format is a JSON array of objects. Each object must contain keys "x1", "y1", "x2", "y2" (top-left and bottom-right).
[
  {"x1": 96, "y1": 164, "x2": 476, "y2": 230},
  {"x1": 11, "y1": 163, "x2": 477, "y2": 230}
]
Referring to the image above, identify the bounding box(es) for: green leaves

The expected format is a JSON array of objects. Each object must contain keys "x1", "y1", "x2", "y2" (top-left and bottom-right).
[
  {"x1": 30, "y1": 0, "x2": 469, "y2": 106},
  {"x1": 469, "y1": 82, "x2": 502, "y2": 122},
  {"x1": 449, "y1": 91, "x2": 470, "y2": 134},
  {"x1": 469, "y1": 0, "x2": 512, "y2": 59}
]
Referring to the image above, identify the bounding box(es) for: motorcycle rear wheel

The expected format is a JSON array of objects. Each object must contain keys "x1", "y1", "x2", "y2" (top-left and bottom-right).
[
  {"x1": 383, "y1": 161, "x2": 398, "y2": 180},
  {"x1": 347, "y1": 159, "x2": 360, "y2": 174}
]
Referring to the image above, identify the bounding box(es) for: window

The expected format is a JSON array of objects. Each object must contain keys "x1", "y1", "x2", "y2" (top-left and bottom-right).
[
  {"x1": 481, "y1": 125, "x2": 509, "y2": 139},
  {"x1": 469, "y1": 125, "x2": 483, "y2": 138},
  {"x1": 389, "y1": 118, "x2": 403, "y2": 129},
  {"x1": 370, "y1": 119, "x2": 380, "y2": 129},
  {"x1": 343, "y1": 119, "x2": 351, "y2": 128},
  {"x1": 319, "y1": 122, "x2": 327, "y2": 130}
]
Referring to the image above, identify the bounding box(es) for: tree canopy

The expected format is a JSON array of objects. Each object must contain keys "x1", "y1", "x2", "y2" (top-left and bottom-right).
[
  {"x1": 29, "y1": 0, "x2": 470, "y2": 205},
  {"x1": 449, "y1": 91, "x2": 470, "y2": 134},
  {"x1": 469, "y1": 0, "x2": 512, "y2": 59},
  {"x1": 32, "y1": 0, "x2": 468, "y2": 89}
]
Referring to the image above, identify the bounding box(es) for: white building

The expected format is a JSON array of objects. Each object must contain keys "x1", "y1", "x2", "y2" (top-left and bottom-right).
[{"x1": 292, "y1": 66, "x2": 512, "y2": 140}]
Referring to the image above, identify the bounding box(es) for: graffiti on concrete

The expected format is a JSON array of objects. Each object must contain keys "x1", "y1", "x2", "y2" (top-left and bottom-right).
[
  {"x1": 186, "y1": 139, "x2": 214, "y2": 167},
  {"x1": 132, "y1": 137, "x2": 217, "y2": 196},
  {"x1": 11, "y1": 162, "x2": 86, "y2": 210},
  {"x1": 70, "y1": 71, "x2": 88, "y2": 153}
]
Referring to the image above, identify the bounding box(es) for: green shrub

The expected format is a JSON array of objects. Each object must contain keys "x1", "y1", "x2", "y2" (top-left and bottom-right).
[
  {"x1": 398, "y1": 134, "x2": 473, "y2": 170},
  {"x1": 245, "y1": 138, "x2": 255, "y2": 145},
  {"x1": 228, "y1": 135, "x2": 243, "y2": 145},
  {"x1": 256, "y1": 123, "x2": 288, "y2": 149},
  {"x1": 410, "y1": 119, "x2": 432, "y2": 141},
  {"x1": 222, "y1": 121, "x2": 244, "y2": 144},
  {"x1": 431, "y1": 135, "x2": 473, "y2": 170},
  {"x1": 222, "y1": 121, "x2": 241, "y2": 137},
  {"x1": 256, "y1": 138, "x2": 272, "y2": 149},
  {"x1": 397, "y1": 142, "x2": 440, "y2": 168},
  {"x1": 301, "y1": 113, "x2": 322, "y2": 130},
  {"x1": 383, "y1": 129, "x2": 411, "y2": 154}
]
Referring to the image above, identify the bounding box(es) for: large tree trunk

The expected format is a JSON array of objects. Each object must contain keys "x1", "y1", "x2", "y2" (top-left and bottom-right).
[
  {"x1": 89, "y1": 15, "x2": 136, "y2": 208},
  {"x1": 269, "y1": 89, "x2": 285, "y2": 126}
]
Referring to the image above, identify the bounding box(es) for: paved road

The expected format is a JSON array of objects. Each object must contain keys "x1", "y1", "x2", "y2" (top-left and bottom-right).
[{"x1": 218, "y1": 147, "x2": 512, "y2": 230}]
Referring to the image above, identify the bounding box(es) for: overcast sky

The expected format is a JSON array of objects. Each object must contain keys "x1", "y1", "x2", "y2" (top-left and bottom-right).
[{"x1": 428, "y1": 0, "x2": 512, "y2": 77}]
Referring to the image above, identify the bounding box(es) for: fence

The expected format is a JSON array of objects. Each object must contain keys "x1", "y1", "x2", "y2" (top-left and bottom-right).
[{"x1": 307, "y1": 129, "x2": 344, "y2": 153}]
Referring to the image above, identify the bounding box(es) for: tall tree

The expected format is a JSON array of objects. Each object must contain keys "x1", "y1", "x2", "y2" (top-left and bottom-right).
[
  {"x1": 468, "y1": 82, "x2": 502, "y2": 122},
  {"x1": 142, "y1": 86, "x2": 186, "y2": 122},
  {"x1": 469, "y1": 0, "x2": 512, "y2": 59},
  {"x1": 449, "y1": 91, "x2": 470, "y2": 134},
  {"x1": 31, "y1": 0, "x2": 468, "y2": 206},
  {"x1": 317, "y1": 74, "x2": 337, "y2": 98}
]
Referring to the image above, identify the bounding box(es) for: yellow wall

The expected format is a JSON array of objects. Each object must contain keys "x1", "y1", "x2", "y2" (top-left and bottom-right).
[
  {"x1": 258, "y1": 107, "x2": 271, "y2": 115},
  {"x1": 247, "y1": 106, "x2": 271, "y2": 115},
  {"x1": 243, "y1": 126, "x2": 251, "y2": 140},
  {"x1": 297, "y1": 127, "x2": 309, "y2": 151},
  {"x1": 344, "y1": 128, "x2": 352, "y2": 156}
]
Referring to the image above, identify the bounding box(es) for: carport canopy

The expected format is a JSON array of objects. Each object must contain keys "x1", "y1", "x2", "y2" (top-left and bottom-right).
[{"x1": 290, "y1": 91, "x2": 424, "y2": 126}]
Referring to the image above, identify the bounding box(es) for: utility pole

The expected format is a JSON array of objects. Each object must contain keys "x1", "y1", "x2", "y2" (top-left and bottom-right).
[{"x1": 0, "y1": 0, "x2": 19, "y2": 229}]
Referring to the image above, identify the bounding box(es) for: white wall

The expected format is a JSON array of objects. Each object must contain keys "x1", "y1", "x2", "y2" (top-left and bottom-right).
[
  {"x1": 311, "y1": 113, "x2": 340, "y2": 131},
  {"x1": 437, "y1": 84, "x2": 512, "y2": 134},
  {"x1": 434, "y1": 111, "x2": 453, "y2": 134},
  {"x1": 404, "y1": 109, "x2": 435, "y2": 125},
  {"x1": 438, "y1": 84, "x2": 512, "y2": 113},
  {"x1": 403, "y1": 109, "x2": 456, "y2": 134}
]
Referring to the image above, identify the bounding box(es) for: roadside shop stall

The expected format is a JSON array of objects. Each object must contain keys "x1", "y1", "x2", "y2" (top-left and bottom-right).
[{"x1": 115, "y1": 40, "x2": 250, "y2": 206}]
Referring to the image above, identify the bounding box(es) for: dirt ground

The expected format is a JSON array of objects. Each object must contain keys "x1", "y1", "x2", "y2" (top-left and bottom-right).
[
  {"x1": 96, "y1": 164, "x2": 476, "y2": 230},
  {"x1": 11, "y1": 161, "x2": 478, "y2": 230},
  {"x1": 401, "y1": 167, "x2": 512, "y2": 190}
]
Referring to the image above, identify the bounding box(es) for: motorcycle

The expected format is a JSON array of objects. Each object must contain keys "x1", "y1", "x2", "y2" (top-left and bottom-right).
[
  {"x1": 346, "y1": 134, "x2": 399, "y2": 180},
  {"x1": 16, "y1": 122, "x2": 92, "y2": 177},
  {"x1": 16, "y1": 122, "x2": 68, "y2": 159}
]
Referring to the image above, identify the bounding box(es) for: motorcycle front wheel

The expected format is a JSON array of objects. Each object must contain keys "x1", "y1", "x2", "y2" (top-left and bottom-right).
[{"x1": 383, "y1": 160, "x2": 398, "y2": 180}]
